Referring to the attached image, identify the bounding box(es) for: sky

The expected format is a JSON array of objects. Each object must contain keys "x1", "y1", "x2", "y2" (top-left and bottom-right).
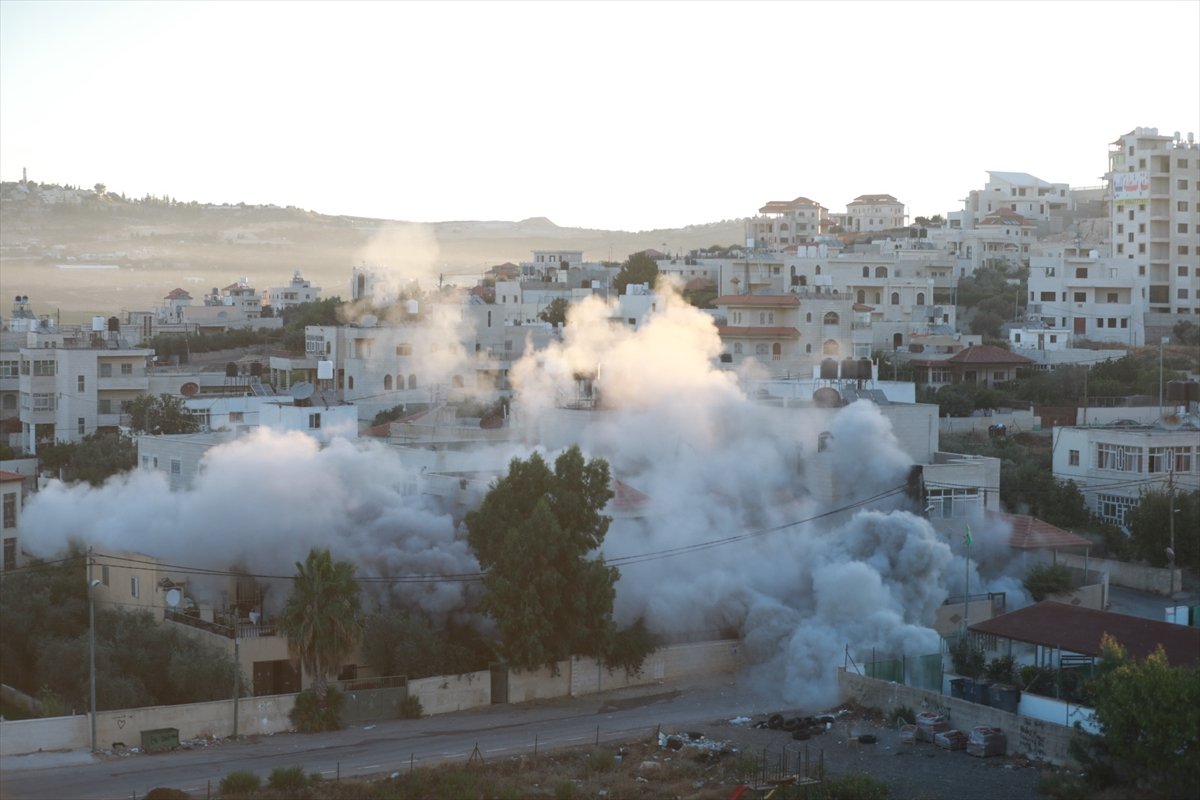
[{"x1": 1, "y1": 0, "x2": 1198, "y2": 231}]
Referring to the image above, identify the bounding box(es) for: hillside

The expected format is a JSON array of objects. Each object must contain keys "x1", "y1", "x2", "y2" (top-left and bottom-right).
[{"x1": 0, "y1": 185, "x2": 746, "y2": 322}]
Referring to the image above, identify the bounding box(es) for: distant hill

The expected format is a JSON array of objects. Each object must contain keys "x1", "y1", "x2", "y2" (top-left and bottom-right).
[{"x1": 0, "y1": 183, "x2": 746, "y2": 321}]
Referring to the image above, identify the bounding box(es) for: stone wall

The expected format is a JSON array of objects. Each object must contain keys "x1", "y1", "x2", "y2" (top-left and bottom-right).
[
  {"x1": 1057, "y1": 552, "x2": 1179, "y2": 596},
  {"x1": 408, "y1": 671, "x2": 491, "y2": 716}
]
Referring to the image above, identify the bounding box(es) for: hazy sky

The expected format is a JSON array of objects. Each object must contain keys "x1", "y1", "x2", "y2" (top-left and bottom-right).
[{"x1": 2, "y1": 0, "x2": 1197, "y2": 231}]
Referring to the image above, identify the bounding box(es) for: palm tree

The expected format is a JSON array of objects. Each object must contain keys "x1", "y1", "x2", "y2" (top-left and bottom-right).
[{"x1": 279, "y1": 548, "x2": 363, "y2": 705}]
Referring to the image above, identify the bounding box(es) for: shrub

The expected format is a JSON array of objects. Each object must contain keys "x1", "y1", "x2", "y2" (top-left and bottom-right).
[
  {"x1": 818, "y1": 772, "x2": 888, "y2": 800},
  {"x1": 887, "y1": 705, "x2": 915, "y2": 726},
  {"x1": 554, "y1": 781, "x2": 576, "y2": 800},
  {"x1": 585, "y1": 748, "x2": 614, "y2": 774},
  {"x1": 1024, "y1": 563, "x2": 1073, "y2": 601},
  {"x1": 268, "y1": 765, "x2": 309, "y2": 791},
  {"x1": 398, "y1": 694, "x2": 423, "y2": 719},
  {"x1": 289, "y1": 687, "x2": 346, "y2": 732},
  {"x1": 950, "y1": 636, "x2": 985, "y2": 678},
  {"x1": 985, "y1": 655, "x2": 1017, "y2": 685},
  {"x1": 218, "y1": 771, "x2": 261, "y2": 795}
]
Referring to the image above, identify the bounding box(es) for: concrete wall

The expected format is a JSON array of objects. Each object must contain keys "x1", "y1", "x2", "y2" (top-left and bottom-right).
[
  {"x1": 0, "y1": 714, "x2": 88, "y2": 757},
  {"x1": 1057, "y1": 552, "x2": 1180, "y2": 595},
  {"x1": 504, "y1": 664, "x2": 572, "y2": 704},
  {"x1": 93, "y1": 694, "x2": 297, "y2": 750},
  {"x1": 408, "y1": 671, "x2": 491, "y2": 716},
  {"x1": 838, "y1": 668, "x2": 1083, "y2": 766},
  {"x1": 939, "y1": 409, "x2": 1039, "y2": 435}
]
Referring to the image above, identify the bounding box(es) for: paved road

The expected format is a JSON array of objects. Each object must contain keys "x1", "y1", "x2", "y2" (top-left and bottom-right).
[
  {"x1": 0, "y1": 677, "x2": 773, "y2": 800},
  {"x1": 1107, "y1": 583, "x2": 1198, "y2": 620}
]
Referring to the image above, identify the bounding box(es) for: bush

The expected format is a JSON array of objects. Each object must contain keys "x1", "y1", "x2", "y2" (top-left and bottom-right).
[
  {"x1": 218, "y1": 771, "x2": 261, "y2": 795},
  {"x1": 268, "y1": 765, "x2": 309, "y2": 791},
  {"x1": 399, "y1": 694, "x2": 423, "y2": 719},
  {"x1": 554, "y1": 781, "x2": 576, "y2": 800},
  {"x1": 887, "y1": 705, "x2": 915, "y2": 726},
  {"x1": 289, "y1": 687, "x2": 346, "y2": 733},
  {"x1": 818, "y1": 772, "x2": 888, "y2": 800},
  {"x1": 985, "y1": 655, "x2": 1017, "y2": 685},
  {"x1": 1024, "y1": 563, "x2": 1072, "y2": 601},
  {"x1": 950, "y1": 637, "x2": 985, "y2": 678}
]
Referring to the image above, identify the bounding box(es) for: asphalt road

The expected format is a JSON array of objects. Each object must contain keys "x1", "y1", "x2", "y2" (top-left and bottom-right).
[{"x1": 0, "y1": 676, "x2": 772, "y2": 800}]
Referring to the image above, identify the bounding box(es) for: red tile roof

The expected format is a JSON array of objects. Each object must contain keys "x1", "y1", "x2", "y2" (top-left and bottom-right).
[
  {"x1": 716, "y1": 326, "x2": 801, "y2": 339},
  {"x1": 945, "y1": 345, "x2": 1034, "y2": 365},
  {"x1": 970, "y1": 601, "x2": 1200, "y2": 667},
  {"x1": 714, "y1": 295, "x2": 800, "y2": 307},
  {"x1": 990, "y1": 512, "x2": 1092, "y2": 550},
  {"x1": 165, "y1": 288, "x2": 192, "y2": 300},
  {"x1": 849, "y1": 194, "x2": 900, "y2": 204},
  {"x1": 0, "y1": 470, "x2": 25, "y2": 483},
  {"x1": 610, "y1": 479, "x2": 649, "y2": 513}
]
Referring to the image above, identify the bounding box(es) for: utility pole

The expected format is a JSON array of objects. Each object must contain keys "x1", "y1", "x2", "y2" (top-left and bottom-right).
[
  {"x1": 1168, "y1": 469, "x2": 1177, "y2": 594},
  {"x1": 233, "y1": 637, "x2": 240, "y2": 739},
  {"x1": 88, "y1": 548, "x2": 97, "y2": 753}
]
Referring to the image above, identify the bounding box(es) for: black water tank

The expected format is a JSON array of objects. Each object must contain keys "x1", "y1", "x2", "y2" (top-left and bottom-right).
[
  {"x1": 820, "y1": 358, "x2": 838, "y2": 379},
  {"x1": 224, "y1": 362, "x2": 239, "y2": 378},
  {"x1": 1188, "y1": 381, "x2": 1200, "y2": 404},
  {"x1": 107, "y1": 316, "x2": 120, "y2": 332},
  {"x1": 840, "y1": 358, "x2": 858, "y2": 379},
  {"x1": 1166, "y1": 381, "x2": 1186, "y2": 403},
  {"x1": 249, "y1": 362, "x2": 263, "y2": 377},
  {"x1": 857, "y1": 358, "x2": 872, "y2": 381}
]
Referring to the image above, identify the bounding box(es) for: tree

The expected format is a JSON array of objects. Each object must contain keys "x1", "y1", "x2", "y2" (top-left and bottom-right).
[
  {"x1": 127, "y1": 394, "x2": 199, "y2": 435},
  {"x1": 1072, "y1": 635, "x2": 1200, "y2": 798},
  {"x1": 1022, "y1": 562, "x2": 1072, "y2": 601},
  {"x1": 466, "y1": 446, "x2": 651, "y2": 672},
  {"x1": 969, "y1": 310, "x2": 1004, "y2": 339},
  {"x1": 613, "y1": 252, "x2": 659, "y2": 296},
  {"x1": 1126, "y1": 488, "x2": 1199, "y2": 569},
  {"x1": 538, "y1": 297, "x2": 571, "y2": 327},
  {"x1": 361, "y1": 610, "x2": 490, "y2": 679},
  {"x1": 1173, "y1": 319, "x2": 1200, "y2": 346},
  {"x1": 279, "y1": 548, "x2": 363, "y2": 708}
]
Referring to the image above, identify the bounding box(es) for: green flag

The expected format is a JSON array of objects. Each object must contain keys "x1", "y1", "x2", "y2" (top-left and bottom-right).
[{"x1": 964, "y1": 525, "x2": 973, "y2": 547}]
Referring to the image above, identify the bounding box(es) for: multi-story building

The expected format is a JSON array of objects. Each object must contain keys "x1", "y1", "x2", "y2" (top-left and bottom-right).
[
  {"x1": 1027, "y1": 245, "x2": 1144, "y2": 345},
  {"x1": 1107, "y1": 127, "x2": 1200, "y2": 338},
  {"x1": 842, "y1": 194, "x2": 906, "y2": 232},
  {"x1": 1, "y1": 469, "x2": 25, "y2": 572},
  {"x1": 15, "y1": 320, "x2": 152, "y2": 453},
  {"x1": 1053, "y1": 421, "x2": 1199, "y2": 529},
  {"x1": 263, "y1": 270, "x2": 322, "y2": 311},
  {"x1": 956, "y1": 171, "x2": 1073, "y2": 234},
  {"x1": 745, "y1": 196, "x2": 827, "y2": 251}
]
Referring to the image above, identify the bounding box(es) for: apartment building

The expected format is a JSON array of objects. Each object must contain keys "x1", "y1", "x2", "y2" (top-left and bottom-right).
[
  {"x1": 745, "y1": 196, "x2": 827, "y2": 251},
  {"x1": 1027, "y1": 245, "x2": 1144, "y2": 345},
  {"x1": 1, "y1": 470, "x2": 25, "y2": 571},
  {"x1": 263, "y1": 270, "x2": 322, "y2": 311},
  {"x1": 957, "y1": 171, "x2": 1073, "y2": 233},
  {"x1": 1053, "y1": 421, "x2": 1199, "y2": 529},
  {"x1": 15, "y1": 320, "x2": 152, "y2": 453},
  {"x1": 1107, "y1": 127, "x2": 1200, "y2": 336},
  {"x1": 842, "y1": 194, "x2": 906, "y2": 232}
]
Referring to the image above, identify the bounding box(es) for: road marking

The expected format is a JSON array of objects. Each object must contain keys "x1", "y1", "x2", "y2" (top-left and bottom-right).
[
  {"x1": 360, "y1": 764, "x2": 381, "y2": 770},
  {"x1": 486, "y1": 746, "x2": 509, "y2": 753}
]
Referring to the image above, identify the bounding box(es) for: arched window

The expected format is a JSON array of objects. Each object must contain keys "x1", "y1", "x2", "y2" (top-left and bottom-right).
[
  {"x1": 856, "y1": 290, "x2": 866, "y2": 304},
  {"x1": 347, "y1": 375, "x2": 354, "y2": 390},
  {"x1": 815, "y1": 265, "x2": 822, "y2": 275},
  {"x1": 408, "y1": 374, "x2": 418, "y2": 389},
  {"x1": 768, "y1": 312, "x2": 775, "y2": 324},
  {"x1": 862, "y1": 267, "x2": 870, "y2": 278},
  {"x1": 734, "y1": 342, "x2": 743, "y2": 355},
  {"x1": 799, "y1": 275, "x2": 808, "y2": 286},
  {"x1": 805, "y1": 312, "x2": 813, "y2": 323},
  {"x1": 823, "y1": 311, "x2": 839, "y2": 325},
  {"x1": 805, "y1": 343, "x2": 812, "y2": 353},
  {"x1": 772, "y1": 342, "x2": 782, "y2": 360},
  {"x1": 759, "y1": 312, "x2": 766, "y2": 324},
  {"x1": 823, "y1": 339, "x2": 840, "y2": 355},
  {"x1": 917, "y1": 292, "x2": 926, "y2": 305},
  {"x1": 874, "y1": 292, "x2": 881, "y2": 304},
  {"x1": 384, "y1": 374, "x2": 393, "y2": 390},
  {"x1": 891, "y1": 292, "x2": 900, "y2": 305},
  {"x1": 875, "y1": 266, "x2": 888, "y2": 278},
  {"x1": 893, "y1": 332, "x2": 903, "y2": 350}
]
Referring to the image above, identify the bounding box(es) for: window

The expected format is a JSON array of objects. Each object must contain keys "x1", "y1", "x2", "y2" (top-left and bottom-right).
[
  {"x1": 77, "y1": 417, "x2": 85, "y2": 436},
  {"x1": 1182, "y1": 266, "x2": 1191, "y2": 277},
  {"x1": 1076, "y1": 267, "x2": 1089, "y2": 279},
  {"x1": 755, "y1": 343, "x2": 768, "y2": 356},
  {"x1": 733, "y1": 342, "x2": 743, "y2": 355},
  {"x1": 875, "y1": 267, "x2": 887, "y2": 278},
  {"x1": 759, "y1": 312, "x2": 765, "y2": 325},
  {"x1": 33, "y1": 360, "x2": 56, "y2": 376},
  {"x1": 805, "y1": 312, "x2": 812, "y2": 323},
  {"x1": 930, "y1": 369, "x2": 951, "y2": 383},
  {"x1": 1179, "y1": 179, "x2": 1189, "y2": 190},
  {"x1": 170, "y1": 459, "x2": 182, "y2": 476},
  {"x1": 916, "y1": 292, "x2": 925, "y2": 305},
  {"x1": 1179, "y1": 201, "x2": 1190, "y2": 212},
  {"x1": 1096, "y1": 443, "x2": 1142, "y2": 472},
  {"x1": 992, "y1": 371, "x2": 1005, "y2": 381},
  {"x1": 3, "y1": 538, "x2": 14, "y2": 571},
  {"x1": 862, "y1": 267, "x2": 870, "y2": 278},
  {"x1": 1148, "y1": 448, "x2": 1170, "y2": 473},
  {"x1": 926, "y1": 487, "x2": 980, "y2": 518},
  {"x1": 1180, "y1": 223, "x2": 1189, "y2": 234},
  {"x1": 130, "y1": 575, "x2": 141, "y2": 599},
  {"x1": 1040, "y1": 291, "x2": 1055, "y2": 302},
  {"x1": 1098, "y1": 493, "x2": 1136, "y2": 527},
  {"x1": 102, "y1": 565, "x2": 109, "y2": 586},
  {"x1": 396, "y1": 344, "x2": 412, "y2": 356},
  {"x1": 1175, "y1": 447, "x2": 1194, "y2": 473},
  {"x1": 1074, "y1": 292, "x2": 1086, "y2": 302},
  {"x1": 121, "y1": 363, "x2": 132, "y2": 376},
  {"x1": 77, "y1": 375, "x2": 85, "y2": 392},
  {"x1": 2, "y1": 494, "x2": 15, "y2": 529},
  {"x1": 408, "y1": 374, "x2": 418, "y2": 389},
  {"x1": 32, "y1": 393, "x2": 55, "y2": 411},
  {"x1": 890, "y1": 292, "x2": 900, "y2": 305},
  {"x1": 1068, "y1": 449, "x2": 1080, "y2": 467},
  {"x1": 805, "y1": 344, "x2": 812, "y2": 353},
  {"x1": 1179, "y1": 246, "x2": 1190, "y2": 256},
  {"x1": 1180, "y1": 289, "x2": 1189, "y2": 300},
  {"x1": 822, "y1": 339, "x2": 840, "y2": 355},
  {"x1": 772, "y1": 343, "x2": 782, "y2": 361},
  {"x1": 384, "y1": 374, "x2": 393, "y2": 390},
  {"x1": 99, "y1": 362, "x2": 112, "y2": 378},
  {"x1": 308, "y1": 413, "x2": 322, "y2": 429},
  {"x1": 1107, "y1": 293, "x2": 1118, "y2": 303},
  {"x1": 823, "y1": 311, "x2": 839, "y2": 325}
]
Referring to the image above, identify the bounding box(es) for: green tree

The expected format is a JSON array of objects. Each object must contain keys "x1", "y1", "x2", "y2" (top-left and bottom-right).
[
  {"x1": 466, "y1": 447, "x2": 650, "y2": 672},
  {"x1": 1072, "y1": 635, "x2": 1200, "y2": 798},
  {"x1": 538, "y1": 298, "x2": 571, "y2": 327},
  {"x1": 279, "y1": 548, "x2": 363, "y2": 708},
  {"x1": 613, "y1": 252, "x2": 659, "y2": 296},
  {"x1": 1173, "y1": 319, "x2": 1200, "y2": 346},
  {"x1": 969, "y1": 310, "x2": 1004, "y2": 339},
  {"x1": 1126, "y1": 488, "x2": 1199, "y2": 569},
  {"x1": 127, "y1": 394, "x2": 200, "y2": 435},
  {"x1": 1022, "y1": 562, "x2": 1072, "y2": 601},
  {"x1": 65, "y1": 432, "x2": 136, "y2": 485},
  {"x1": 361, "y1": 610, "x2": 490, "y2": 679}
]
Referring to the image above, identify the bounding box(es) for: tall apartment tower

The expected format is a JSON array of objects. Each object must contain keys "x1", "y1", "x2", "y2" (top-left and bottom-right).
[{"x1": 1108, "y1": 127, "x2": 1200, "y2": 336}]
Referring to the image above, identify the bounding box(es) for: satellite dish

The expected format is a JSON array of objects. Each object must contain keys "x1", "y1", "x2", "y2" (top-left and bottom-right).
[
  {"x1": 180, "y1": 381, "x2": 200, "y2": 397},
  {"x1": 291, "y1": 381, "x2": 315, "y2": 401},
  {"x1": 165, "y1": 588, "x2": 182, "y2": 608}
]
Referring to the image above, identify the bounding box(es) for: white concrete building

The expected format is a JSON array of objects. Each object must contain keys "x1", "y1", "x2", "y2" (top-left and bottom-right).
[
  {"x1": 1, "y1": 469, "x2": 25, "y2": 572},
  {"x1": 958, "y1": 171, "x2": 1073, "y2": 234},
  {"x1": 843, "y1": 194, "x2": 906, "y2": 232},
  {"x1": 745, "y1": 196, "x2": 826, "y2": 251},
  {"x1": 1107, "y1": 127, "x2": 1200, "y2": 337},
  {"x1": 263, "y1": 270, "x2": 322, "y2": 311},
  {"x1": 1053, "y1": 421, "x2": 1200, "y2": 529},
  {"x1": 1027, "y1": 245, "x2": 1145, "y2": 345}
]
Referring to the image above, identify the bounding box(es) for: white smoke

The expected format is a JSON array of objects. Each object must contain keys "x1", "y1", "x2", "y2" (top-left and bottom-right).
[{"x1": 19, "y1": 279, "x2": 1030, "y2": 711}]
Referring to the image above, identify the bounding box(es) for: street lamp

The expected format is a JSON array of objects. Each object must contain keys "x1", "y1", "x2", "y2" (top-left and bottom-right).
[
  {"x1": 87, "y1": 549, "x2": 99, "y2": 754},
  {"x1": 1159, "y1": 336, "x2": 1169, "y2": 418}
]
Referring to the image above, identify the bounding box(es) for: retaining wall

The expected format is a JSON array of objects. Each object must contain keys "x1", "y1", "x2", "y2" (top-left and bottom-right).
[
  {"x1": 1056, "y1": 553, "x2": 1179, "y2": 596},
  {"x1": 0, "y1": 714, "x2": 89, "y2": 757},
  {"x1": 838, "y1": 668, "x2": 1083, "y2": 766},
  {"x1": 408, "y1": 671, "x2": 491, "y2": 716}
]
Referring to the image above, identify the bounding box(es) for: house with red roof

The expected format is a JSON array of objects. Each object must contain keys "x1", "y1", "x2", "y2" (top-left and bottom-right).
[{"x1": 910, "y1": 344, "x2": 1033, "y2": 388}]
